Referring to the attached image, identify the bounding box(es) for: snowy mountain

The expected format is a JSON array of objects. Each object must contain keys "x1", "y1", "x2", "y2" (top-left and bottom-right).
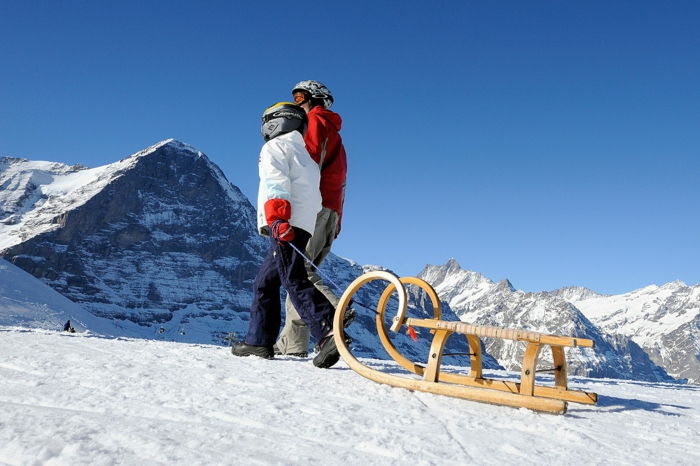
[
  {"x1": 561, "y1": 282, "x2": 700, "y2": 383},
  {"x1": 419, "y1": 259, "x2": 674, "y2": 382},
  {"x1": 2, "y1": 327, "x2": 699, "y2": 464},
  {"x1": 0, "y1": 141, "x2": 486, "y2": 365},
  {"x1": 1, "y1": 140, "x2": 265, "y2": 344}
]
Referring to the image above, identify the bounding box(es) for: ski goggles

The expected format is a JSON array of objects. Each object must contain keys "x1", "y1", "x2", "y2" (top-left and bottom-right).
[{"x1": 293, "y1": 92, "x2": 309, "y2": 105}]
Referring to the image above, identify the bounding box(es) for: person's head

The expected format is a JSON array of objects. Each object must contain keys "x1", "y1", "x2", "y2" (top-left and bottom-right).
[
  {"x1": 291, "y1": 80, "x2": 334, "y2": 112},
  {"x1": 261, "y1": 102, "x2": 307, "y2": 142}
]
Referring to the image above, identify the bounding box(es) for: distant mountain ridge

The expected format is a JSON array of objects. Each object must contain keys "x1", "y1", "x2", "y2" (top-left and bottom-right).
[
  {"x1": 565, "y1": 280, "x2": 700, "y2": 383},
  {"x1": 1, "y1": 141, "x2": 697, "y2": 383},
  {"x1": 420, "y1": 259, "x2": 698, "y2": 383}
]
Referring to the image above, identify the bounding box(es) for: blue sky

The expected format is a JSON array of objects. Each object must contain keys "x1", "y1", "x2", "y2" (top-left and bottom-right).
[{"x1": 1, "y1": 1, "x2": 698, "y2": 294}]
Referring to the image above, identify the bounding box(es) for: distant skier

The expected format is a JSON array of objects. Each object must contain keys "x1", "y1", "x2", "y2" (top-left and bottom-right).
[
  {"x1": 274, "y1": 80, "x2": 348, "y2": 357},
  {"x1": 63, "y1": 320, "x2": 75, "y2": 333},
  {"x1": 230, "y1": 102, "x2": 340, "y2": 368}
]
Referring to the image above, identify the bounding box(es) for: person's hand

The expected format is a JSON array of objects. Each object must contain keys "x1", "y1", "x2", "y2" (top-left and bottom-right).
[
  {"x1": 271, "y1": 219, "x2": 294, "y2": 242},
  {"x1": 264, "y1": 198, "x2": 294, "y2": 241}
]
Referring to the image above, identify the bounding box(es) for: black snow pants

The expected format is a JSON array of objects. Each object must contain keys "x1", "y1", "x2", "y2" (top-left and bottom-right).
[{"x1": 245, "y1": 228, "x2": 335, "y2": 347}]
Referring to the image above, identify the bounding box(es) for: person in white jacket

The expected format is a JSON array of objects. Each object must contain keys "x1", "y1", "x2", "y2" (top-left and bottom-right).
[{"x1": 231, "y1": 102, "x2": 341, "y2": 369}]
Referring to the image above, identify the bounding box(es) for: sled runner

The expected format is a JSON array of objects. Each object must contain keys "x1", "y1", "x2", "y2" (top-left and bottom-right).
[{"x1": 332, "y1": 271, "x2": 598, "y2": 414}]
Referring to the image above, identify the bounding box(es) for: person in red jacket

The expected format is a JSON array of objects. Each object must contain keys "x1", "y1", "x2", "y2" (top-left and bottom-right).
[{"x1": 274, "y1": 80, "x2": 348, "y2": 357}]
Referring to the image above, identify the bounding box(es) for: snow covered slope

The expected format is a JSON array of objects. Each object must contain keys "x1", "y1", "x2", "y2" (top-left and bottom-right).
[
  {"x1": 0, "y1": 258, "x2": 112, "y2": 333},
  {"x1": 0, "y1": 327, "x2": 698, "y2": 465}
]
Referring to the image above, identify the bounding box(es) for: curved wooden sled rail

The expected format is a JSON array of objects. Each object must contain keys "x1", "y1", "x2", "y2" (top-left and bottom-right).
[{"x1": 332, "y1": 271, "x2": 598, "y2": 415}]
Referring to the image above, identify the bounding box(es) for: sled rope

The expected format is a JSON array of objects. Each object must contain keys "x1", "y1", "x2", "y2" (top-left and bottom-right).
[
  {"x1": 282, "y1": 237, "x2": 384, "y2": 315},
  {"x1": 283, "y1": 237, "x2": 346, "y2": 296}
]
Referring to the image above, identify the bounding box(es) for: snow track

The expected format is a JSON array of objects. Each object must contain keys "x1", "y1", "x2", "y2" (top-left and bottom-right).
[{"x1": 1, "y1": 327, "x2": 698, "y2": 465}]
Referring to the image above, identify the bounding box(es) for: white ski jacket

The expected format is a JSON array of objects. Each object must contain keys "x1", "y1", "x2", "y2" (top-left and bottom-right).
[{"x1": 257, "y1": 131, "x2": 321, "y2": 236}]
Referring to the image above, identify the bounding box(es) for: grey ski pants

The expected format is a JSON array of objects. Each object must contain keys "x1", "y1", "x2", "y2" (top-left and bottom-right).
[{"x1": 274, "y1": 207, "x2": 340, "y2": 354}]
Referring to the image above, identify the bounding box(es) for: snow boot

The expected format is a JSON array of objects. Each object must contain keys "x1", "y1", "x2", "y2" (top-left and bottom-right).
[
  {"x1": 312, "y1": 334, "x2": 340, "y2": 369},
  {"x1": 231, "y1": 342, "x2": 274, "y2": 359},
  {"x1": 313, "y1": 309, "x2": 355, "y2": 353}
]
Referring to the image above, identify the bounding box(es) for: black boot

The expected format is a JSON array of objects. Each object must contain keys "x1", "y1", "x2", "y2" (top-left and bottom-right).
[
  {"x1": 231, "y1": 342, "x2": 273, "y2": 359},
  {"x1": 313, "y1": 308, "x2": 356, "y2": 353},
  {"x1": 313, "y1": 334, "x2": 340, "y2": 369}
]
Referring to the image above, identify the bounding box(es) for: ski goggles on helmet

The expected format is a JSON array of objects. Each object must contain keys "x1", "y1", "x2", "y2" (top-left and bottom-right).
[{"x1": 293, "y1": 91, "x2": 309, "y2": 105}]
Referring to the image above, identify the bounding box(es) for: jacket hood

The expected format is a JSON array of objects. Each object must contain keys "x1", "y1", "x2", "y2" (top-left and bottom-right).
[{"x1": 310, "y1": 106, "x2": 342, "y2": 131}]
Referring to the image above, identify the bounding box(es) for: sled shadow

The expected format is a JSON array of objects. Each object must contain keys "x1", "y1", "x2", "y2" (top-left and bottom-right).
[
  {"x1": 580, "y1": 377, "x2": 699, "y2": 391},
  {"x1": 568, "y1": 394, "x2": 690, "y2": 416}
]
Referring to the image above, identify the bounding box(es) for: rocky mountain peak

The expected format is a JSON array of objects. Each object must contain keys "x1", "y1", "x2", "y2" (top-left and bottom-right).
[
  {"x1": 420, "y1": 259, "x2": 492, "y2": 291},
  {"x1": 660, "y1": 280, "x2": 690, "y2": 291},
  {"x1": 445, "y1": 257, "x2": 462, "y2": 272},
  {"x1": 551, "y1": 285, "x2": 603, "y2": 302},
  {"x1": 494, "y1": 278, "x2": 515, "y2": 293},
  {"x1": 1, "y1": 140, "x2": 265, "y2": 338},
  {"x1": 128, "y1": 139, "x2": 202, "y2": 160}
]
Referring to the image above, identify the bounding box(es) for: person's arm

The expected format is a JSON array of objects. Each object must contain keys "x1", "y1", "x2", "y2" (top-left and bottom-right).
[
  {"x1": 259, "y1": 141, "x2": 294, "y2": 240},
  {"x1": 260, "y1": 139, "x2": 291, "y2": 202}
]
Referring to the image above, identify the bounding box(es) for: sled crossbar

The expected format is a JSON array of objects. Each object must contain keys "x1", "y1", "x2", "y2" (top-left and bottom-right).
[{"x1": 333, "y1": 271, "x2": 599, "y2": 415}]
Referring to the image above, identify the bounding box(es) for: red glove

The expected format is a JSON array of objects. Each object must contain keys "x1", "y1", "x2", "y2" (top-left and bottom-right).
[
  {"x1": 264, "y1": 199, "x2": 294, "y2": 242},
  {"x1": 271, "y1": 220, "x2": 294, "y2": 241}
]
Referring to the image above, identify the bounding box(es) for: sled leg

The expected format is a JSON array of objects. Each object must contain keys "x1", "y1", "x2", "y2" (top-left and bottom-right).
[
  {"x1": 466, "y1": 334, "x2": 483, "y2": 379},
  {"x1": 520, "y1": 342, "x2": 542, "y2": 396},
  {"x1": 424, "y1": 329, "x2": 452, "y2": 382},
  {"x1": 551, "y1": 345, "x2": 568, "y2": 390}
]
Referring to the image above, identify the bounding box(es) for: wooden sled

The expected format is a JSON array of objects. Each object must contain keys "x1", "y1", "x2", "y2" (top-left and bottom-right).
[{"x1": 332, "y1": 271, "x2": 598, "y2": 414}]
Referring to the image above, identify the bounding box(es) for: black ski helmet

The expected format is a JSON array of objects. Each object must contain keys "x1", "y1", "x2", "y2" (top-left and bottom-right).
[{"x1": 261, "y1": 102, "x2": 307, "y2": 142}]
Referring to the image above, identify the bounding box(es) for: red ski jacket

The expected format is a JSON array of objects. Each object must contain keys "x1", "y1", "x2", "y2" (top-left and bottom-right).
[{"x1": 305, "y1": 105, "x2": 347, "y2": 234}]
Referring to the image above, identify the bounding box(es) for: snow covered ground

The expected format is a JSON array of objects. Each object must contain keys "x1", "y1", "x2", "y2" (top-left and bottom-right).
[{"x1": 1, "y1": 328, "x2": 698, "y2": 465}]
